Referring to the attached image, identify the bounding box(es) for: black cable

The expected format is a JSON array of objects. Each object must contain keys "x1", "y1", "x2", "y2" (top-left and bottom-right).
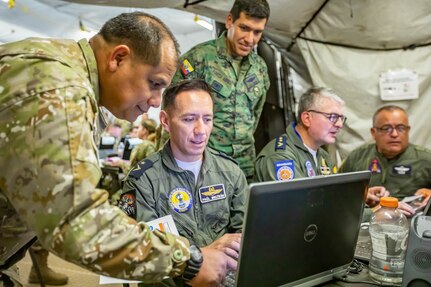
[{"x1": 183, "y1": 0, "x2": 208, "y2": 8}]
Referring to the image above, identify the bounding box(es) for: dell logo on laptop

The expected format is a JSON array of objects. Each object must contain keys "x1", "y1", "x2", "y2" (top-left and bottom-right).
[{"x1": 304, "y1": 224, "x2": 318, "y2": 242}]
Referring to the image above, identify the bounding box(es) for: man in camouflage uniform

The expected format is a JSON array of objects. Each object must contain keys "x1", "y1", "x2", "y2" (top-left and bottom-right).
[
  {"x1": 0, "y1": 12, "x2": 234, "y2": 286},
  {"x1": 339, "y1": 105, "x2": 431, "y2": 219},
  {"x1": 120, "y1": 79, "x2": 246, "y2": 287},
  {"x1": 172, "y1": 0, "x2": 271, "y2": 181},
  {"x1": 254, "y1": 87, "x2": 346, "y2": 182}
]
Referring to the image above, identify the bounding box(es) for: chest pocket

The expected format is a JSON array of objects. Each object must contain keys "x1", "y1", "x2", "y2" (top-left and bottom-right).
[{"x1": 243, "y1": 74, "x2": 262, "y2": 110}]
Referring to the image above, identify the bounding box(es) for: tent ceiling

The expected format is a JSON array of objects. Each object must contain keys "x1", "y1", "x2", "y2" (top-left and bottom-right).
[{"x1": 62, "y1": 0, "x2": 431, "y2": 50}]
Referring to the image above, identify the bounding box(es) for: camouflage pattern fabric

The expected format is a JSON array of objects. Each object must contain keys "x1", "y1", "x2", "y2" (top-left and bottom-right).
[
  {"x1": 128, "y1": 140, "x2": 157, "y2": 172},
  {"x1": 172, "y1": 32, "x2": 270, "y2": 178},
  {"x1": 121, "y1": 143, "x2": 246, "y2": 247},
  {"x1": 254, "y1": 123, "x2": 336, "y2": 182},
  {"x1": 0, "y1": 38, "x2": 189, "y2": 282},
  {"x1": 339, "y1": 143, "x2": 431, "y2": 199}
]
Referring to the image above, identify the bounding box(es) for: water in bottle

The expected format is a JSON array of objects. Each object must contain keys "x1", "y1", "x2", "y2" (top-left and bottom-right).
[{"x1": 369, "y1": 197, "x2": 409, "y2": 284}]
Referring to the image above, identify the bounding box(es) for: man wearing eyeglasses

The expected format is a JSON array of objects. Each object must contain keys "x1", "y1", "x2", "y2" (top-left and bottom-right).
[
  {"x1": 339, "y1": 105, "x2": 431, "y2": 217},
  {"x1": 254, "y1": 87, "x2": 345, "y2": 182}
]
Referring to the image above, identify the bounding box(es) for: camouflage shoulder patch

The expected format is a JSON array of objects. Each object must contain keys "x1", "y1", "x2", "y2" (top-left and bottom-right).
[
  {"x1": 209, "y1": 148, "x2": 238, "y2": 165},
  {"x1": 128, "y1": 159, "x2": 153, "y2": 179},
  {"x1": 180, "y1": 59, "x2": 194, "y2": 77}
]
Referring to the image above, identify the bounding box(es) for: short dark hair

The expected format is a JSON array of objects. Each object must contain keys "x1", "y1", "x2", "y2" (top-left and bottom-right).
[
  {"x1": 162, "y1": 79, "x2": 213, "y2": 111},
  {"x1": 297, "y1": 87, "x2": 344, "y2": 124},
  {"x1": 99, "y1": 11, "x2": 180, "y2": 66},
  {"x1": 230, "y1": 0, "x2": 270, "y2": 22},
  {"x1": 372, "y1": 105, "x2": 407, "y2": 126}
]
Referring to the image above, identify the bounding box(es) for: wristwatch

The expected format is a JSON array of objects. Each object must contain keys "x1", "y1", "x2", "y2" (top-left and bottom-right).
[{"x1": 182, "y1": 245, "x2": 204, "y2": 282}]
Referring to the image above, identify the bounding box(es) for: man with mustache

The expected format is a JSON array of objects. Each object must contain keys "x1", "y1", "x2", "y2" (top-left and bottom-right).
[
  {"x1": 172, "y1": 0, "x2": 271, "y2": 182},
  {"x1": 120, "y1": 79, "x2": 247, "y2": 286},
  {"x1": 254, "y1": 87, "x2": 346, "y2": 182},
  {"x1": 339, "y1": 105, "x2": 431, "y2": 218}
]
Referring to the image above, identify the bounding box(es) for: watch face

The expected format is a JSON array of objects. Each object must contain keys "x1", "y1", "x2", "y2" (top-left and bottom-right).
[{"x1": 190, "y1": 245, "x2": 203, "y2": 263}]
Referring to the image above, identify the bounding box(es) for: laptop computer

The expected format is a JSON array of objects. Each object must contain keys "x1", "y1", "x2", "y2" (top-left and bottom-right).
[{"x1": 235, "y1": 171, "x2": 370, "y2": 287}]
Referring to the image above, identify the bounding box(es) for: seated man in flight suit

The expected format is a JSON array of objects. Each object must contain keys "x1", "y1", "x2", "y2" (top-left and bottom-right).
[
  {"x1": 119, "y1": 79, "x2": 247, "y2": 286},
  {"x1": 339, "y1": 105, "x2": 431, "y2": 219}
]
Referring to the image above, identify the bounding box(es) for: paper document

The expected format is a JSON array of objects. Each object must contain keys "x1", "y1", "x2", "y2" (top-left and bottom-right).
[{"x1": 99, "y1": 215, "x2": 179, "y2": 284}]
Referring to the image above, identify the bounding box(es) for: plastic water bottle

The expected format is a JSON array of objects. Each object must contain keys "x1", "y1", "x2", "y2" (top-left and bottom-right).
[{"x1": 369, "y1": 197, "x2": 409, "y2": 284}]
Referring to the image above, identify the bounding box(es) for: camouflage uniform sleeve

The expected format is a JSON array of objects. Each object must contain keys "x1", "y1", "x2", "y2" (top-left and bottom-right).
[
  {"x1": 0, "y1": 87, "x2": 189, "y2": 282},
  {"x1": 172, "y1": 48, "x2": 206, "y2": 83},
  {"x1": 229, "y1": 169, "x2": 247, "y2": 232},
  {"x1": 252, "y1": 60, "x2": 270, "y2": 131}
]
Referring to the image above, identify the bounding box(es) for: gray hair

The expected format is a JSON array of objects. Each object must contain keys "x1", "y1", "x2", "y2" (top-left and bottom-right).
[
  {"x1": 372, "y1": 105, "x2": 407, "y2": 127},
  {"x1": 297, "y1": 87, "x2": 345, "y2": 124}
]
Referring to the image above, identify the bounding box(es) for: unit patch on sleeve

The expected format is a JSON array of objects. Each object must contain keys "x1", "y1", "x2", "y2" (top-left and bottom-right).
[
  {"x1": 169, "y1": 187, "x2": 193, "y2": 213},
  {"x1": 274, "y1": 160, "x2": 294, "y2": 181},
  {"x1": 199, "y1": 184, "x2": 226, "y2": 204},
  {"x1": 180, "y1": 59, "x2": 194, "y2": 76}
]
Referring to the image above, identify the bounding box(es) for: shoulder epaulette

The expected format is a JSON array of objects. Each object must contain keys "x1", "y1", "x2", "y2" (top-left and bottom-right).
[
  {"x1": 414, "y1": 144, "x2": 431, "y2": 153},
  {"x1": 209, "y1": 148, "x2": 238, "y2": 165},
  {"x1": 128, "y1": 159, "x2": 153, "y2": 179},
  {"x1": 274, "y1": 135, "x2": 287, "y2": 151}
]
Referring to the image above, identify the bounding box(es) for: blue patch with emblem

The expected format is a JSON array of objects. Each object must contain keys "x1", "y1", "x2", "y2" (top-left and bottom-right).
[
  {"x1": 305, "y1": 160, "x2": 316, "y2": 177},
  {"x1": 169, "y1": 188, "x2": 193, "y2": 213},
  {"x1": 275, "y1": 136, "x2": 287, "y2": 151},
  {"x1": 199, "y1": 184, "x2": 226, "y2": 204},
  {"x1": 274, "y1": 160, "x2": 295, "y2": 181}
]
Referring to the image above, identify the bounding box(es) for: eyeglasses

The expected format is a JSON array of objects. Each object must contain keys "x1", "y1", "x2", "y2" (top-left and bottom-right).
[
  {"x1": 307, "y1": 110, "x2": 347, "y2": 124},
  {"x1": 373, "y1": 125, "x2": 410, "y2": 134}
]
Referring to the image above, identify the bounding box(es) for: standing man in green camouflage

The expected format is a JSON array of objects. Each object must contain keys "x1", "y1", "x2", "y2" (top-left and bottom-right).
[
  {"x1": 0, "y1": 12, "x2": 235, "y2": 286},
  {"x1": 173, "y1": 0, "x2": 271, "y2": 181}
]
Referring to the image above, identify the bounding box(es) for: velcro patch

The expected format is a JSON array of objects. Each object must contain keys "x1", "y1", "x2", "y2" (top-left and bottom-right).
[
  {"x1": 199, "y1": 184, "x2": 226, "y2": 204},
  {"x1": 274, "y1": 160, "x2": 294, "y2": 181},
  {"x1": 180, "y1": 59, "x2": 194, "y2": 76},
  {"x1": 392, "y1": 165, "x2": 412, "y2": 176}
]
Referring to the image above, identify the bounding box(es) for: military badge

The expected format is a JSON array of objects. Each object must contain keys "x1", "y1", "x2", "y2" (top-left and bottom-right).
[
  {"x1": 392, "y1": 165, "x2": 412, "y2": 176},
  {"x1": 180, "y1": 59, "x2": 194, "y2": 76},
  {"x1": 274, "y1": 160, "x2": 294, "y2": 181},
  {"x1": 169, "y1": 188, "x2": 192, "y2": 213},
  {"x1": 118, "y1": 193, "x2": 136, "y2": 218},
  {"x1": 368, "y1": 159, "x2": 381, "y2": 174},
  {"x1": 305, "y1": 160, "x2": 316, "y2": 177},
  {"x1": 199, "y1": 184, "x2": 226, "y2": 204},
  {"x1": 320, "y1": 158, "x2": 331, "y2": 175}
]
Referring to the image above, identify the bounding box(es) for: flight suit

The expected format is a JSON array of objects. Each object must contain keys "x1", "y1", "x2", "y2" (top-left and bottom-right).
[
  {"x1": 254, "y1": 123, "x2": 335, "y2": 182},
  {"x1": 172, "y1": 32, "x2": 270, "y2": 178},
  {"x1": 339, "y1": 143, "x2": 431, "y2": 199},
  {"x1": 0, "y1": 38, "x2": 189, "y2": 283},
  {"x1": 121, "y1": 143, "x2": 246, "y2": 247}
]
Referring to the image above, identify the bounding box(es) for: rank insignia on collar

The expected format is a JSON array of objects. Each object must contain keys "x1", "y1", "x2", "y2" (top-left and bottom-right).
[{"x1": 368, "y1": 159, "x2": 381, "y2": 174}]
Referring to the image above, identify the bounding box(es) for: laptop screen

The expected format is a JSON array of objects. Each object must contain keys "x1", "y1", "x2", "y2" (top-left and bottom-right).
[{"x1": 236, "y1": 171, "x2": 371, "y2": 287}]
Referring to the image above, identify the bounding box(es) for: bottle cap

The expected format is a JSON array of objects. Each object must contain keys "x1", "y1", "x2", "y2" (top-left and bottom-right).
[{"x1": 380, "y1": 197, "x2": 398, "y2": 208}]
